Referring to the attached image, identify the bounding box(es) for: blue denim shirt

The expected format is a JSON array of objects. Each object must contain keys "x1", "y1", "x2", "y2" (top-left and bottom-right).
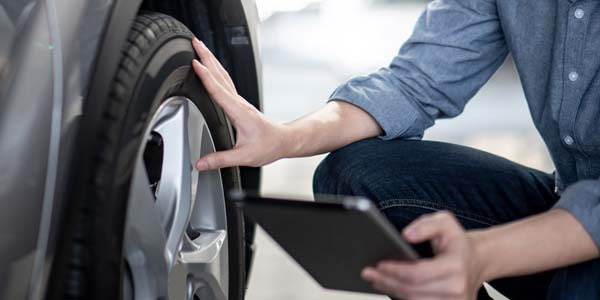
[{"x1": 330, "y1": 0, "x2": 600, "y2": 249}]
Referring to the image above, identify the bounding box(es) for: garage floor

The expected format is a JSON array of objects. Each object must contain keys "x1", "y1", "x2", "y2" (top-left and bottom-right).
[{"x1": 245, "y1": 1, "x2": 553, "y2": 299}]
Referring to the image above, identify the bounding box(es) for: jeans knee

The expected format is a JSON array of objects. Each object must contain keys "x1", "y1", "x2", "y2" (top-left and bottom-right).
[
  {"x1": 313, "y1": 151, "x2": 348, "y2": 196},
  {"x1": 312, "y1": 159, "x2": 330, "y2": 195},
  {"x1": 312, "y1": 139, "x2": 379, "y2": 197}
]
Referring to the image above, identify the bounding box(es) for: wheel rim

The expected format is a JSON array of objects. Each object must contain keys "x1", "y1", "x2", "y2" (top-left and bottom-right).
[{"x1": 123, "y1": 96, "x2": 229, "y2": 300}]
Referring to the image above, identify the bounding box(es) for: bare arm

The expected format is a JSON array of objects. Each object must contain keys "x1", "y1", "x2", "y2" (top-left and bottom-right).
[
  {"x1": 191, "y1": 37, "x2": 381, "y2": 170},
  {"x1": 282, "y1": 101, "x2": 382, "y2": 158},
  {"x1": 474, "y1": 209, "x2": 599, "y2": 281}
]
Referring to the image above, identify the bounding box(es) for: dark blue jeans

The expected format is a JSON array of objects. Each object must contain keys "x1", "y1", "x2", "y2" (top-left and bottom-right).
[{"x1": 313, "y1": 138, "x2": 600, "y2": 300}]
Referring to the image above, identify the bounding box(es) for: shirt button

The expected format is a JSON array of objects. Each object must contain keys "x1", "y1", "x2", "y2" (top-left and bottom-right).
[
  {"x1": 568, "y1": 71, "x2": 579, "y2": 82},
  {"x1": 564, "y1": 135, "x2": 575, "y2": 146},
  {"x1": 574, "y1": 8, "x2": 585, "y2": 19}
]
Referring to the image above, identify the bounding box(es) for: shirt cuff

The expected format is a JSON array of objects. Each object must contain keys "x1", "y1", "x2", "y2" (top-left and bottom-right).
[
  {"x1": 328, "y1": 75, "x2": 423, "y2": 140},
  {"x1": 553, "y1": 179, "x2": 600, "y2": 249}
]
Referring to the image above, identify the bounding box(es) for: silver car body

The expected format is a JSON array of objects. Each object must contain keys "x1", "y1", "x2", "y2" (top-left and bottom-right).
[{"x1": 0, "y1": 0, "x2": 261, "y2": 299}]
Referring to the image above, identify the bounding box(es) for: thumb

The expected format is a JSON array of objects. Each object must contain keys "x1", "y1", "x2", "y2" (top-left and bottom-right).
[
  {"x1": 402, "y1": 211, "x2": 459, "y2": 244},
  {"x1": 196, "y1": 148, "x2": 244, "y2": 171}
]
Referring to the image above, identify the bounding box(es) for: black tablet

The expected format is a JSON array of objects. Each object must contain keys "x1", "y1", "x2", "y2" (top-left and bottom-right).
[{"x1": 230, "y1": 191, "x2": 422, "y2": 295}]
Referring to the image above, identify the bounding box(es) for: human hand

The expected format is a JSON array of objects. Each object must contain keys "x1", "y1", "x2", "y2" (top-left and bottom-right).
[
  {"x1": 191, "y1": 37, "x2": 289, "y2": 170},
  {"x1": 362, "y1": 211, "x2": 483, "y2": 300}
]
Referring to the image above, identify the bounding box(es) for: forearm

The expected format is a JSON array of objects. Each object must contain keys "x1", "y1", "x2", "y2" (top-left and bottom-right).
[
  {"x1": 472, "y1": 209, "x2": 600, "y2": 282},
  {"x1": 281, "y1": 100, "x2": 382, "y2": 158}
]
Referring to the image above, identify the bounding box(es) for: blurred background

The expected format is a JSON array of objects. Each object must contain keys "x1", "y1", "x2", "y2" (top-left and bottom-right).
[{"x1": 246, "y1": 0, "x2": 553, "y2": 299}]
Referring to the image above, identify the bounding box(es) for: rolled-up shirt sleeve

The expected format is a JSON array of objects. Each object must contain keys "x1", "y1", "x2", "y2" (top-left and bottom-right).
[
  {"x1": 329, "y1": 0, "x2": 509, "y2": 140},
  {"x1": 553, "y1": 179, "x2": 600, "y2": 249}
]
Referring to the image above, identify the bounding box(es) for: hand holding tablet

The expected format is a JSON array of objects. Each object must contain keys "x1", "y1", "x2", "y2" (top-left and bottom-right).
[{"x1": 231, "y1": 191, "x2": 431, "y2": 295}]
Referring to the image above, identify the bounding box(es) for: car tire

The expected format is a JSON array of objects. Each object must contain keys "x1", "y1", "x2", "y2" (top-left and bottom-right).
[{"x1": 60, "y1": 12, "x2": 246, "y2": 300}]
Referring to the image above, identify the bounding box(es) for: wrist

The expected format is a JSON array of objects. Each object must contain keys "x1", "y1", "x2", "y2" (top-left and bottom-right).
[
  {"x1": 468, "y1": 230, "x2": 499, "y2": 282},
  {"x1": 278, "y1": 122, "x2": 302, "y2": 159}
]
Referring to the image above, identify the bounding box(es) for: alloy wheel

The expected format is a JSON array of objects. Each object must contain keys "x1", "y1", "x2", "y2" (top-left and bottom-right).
[{"x1": 122, "y1": 96, "x2": 229, "y2": 300}]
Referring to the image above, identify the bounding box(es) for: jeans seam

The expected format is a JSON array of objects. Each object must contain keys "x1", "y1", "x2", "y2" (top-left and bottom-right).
[{"x1": 378, "y1": 198, "x2": 500, "y2": 226}]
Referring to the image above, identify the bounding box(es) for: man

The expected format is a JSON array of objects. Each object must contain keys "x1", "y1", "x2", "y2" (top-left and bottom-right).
[{"x1": 190, "y1": 0, "x2": 600, "y2": 298}]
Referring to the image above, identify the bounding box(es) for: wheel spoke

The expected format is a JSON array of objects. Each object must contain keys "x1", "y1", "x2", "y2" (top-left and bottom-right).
[
  {"x1": 177, "y1": 231, "x2": 229, "y2": 300},
  {"x1": 183, "y1": 102, "x2": 229, "y2": 299},
  {"x1": 189, "y1": 125, "x2": 227, "y2": 232},
  {"x1": 153, "y1": 98, "x2": 195, "y2": 268},
  {"x1": 185, "y1": 102, "x2": 204, "y2": 205},
  {"x1": 125, "y1": 159, "x2": 169, "y2": 299},
  {"x1": 181, "y1": 230, "x2": 227, "y2": 264}
]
